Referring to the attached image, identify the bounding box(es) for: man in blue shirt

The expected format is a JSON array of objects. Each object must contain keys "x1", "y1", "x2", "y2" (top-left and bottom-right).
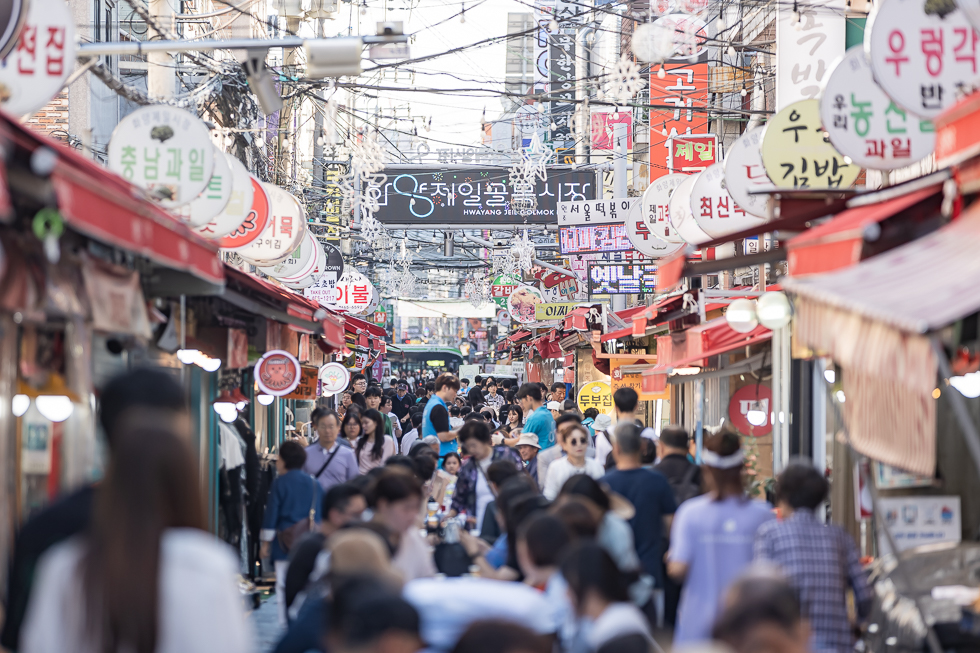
[
  {"x1": 517, "y1": 382, "x2": 555, "y2": 450},
  {"x1": 603, "y1": 422, "x2": 677, "y2": 590},
  {"x1": 422, "y1": 373, "x2": 460, "y2": 460}
]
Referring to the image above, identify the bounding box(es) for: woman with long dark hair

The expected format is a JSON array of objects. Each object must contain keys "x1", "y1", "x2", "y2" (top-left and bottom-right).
[
  {"x1": 467, "y1": 387, "x2": 485, "y2": 409},
  {"x1": 356, "y1": 408, "x2": 395, "y2": 475},
  {"x1": 340, "y1": 408, "x2": 362, "y2": 448},
  {"x1": 22, "y1": 428, "x2": 251, "y2": 653},
  {"x1": 666, "y1": 428, "x2": 775, "y2": 646}
]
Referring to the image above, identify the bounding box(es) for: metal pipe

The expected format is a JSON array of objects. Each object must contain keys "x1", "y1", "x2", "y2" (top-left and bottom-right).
[
  {"x1": 574, "y1": 27, "x2": 595, "y2": 167},
  {"x1": 76, "y1": 34, "x2": 406, "y2": 57}
]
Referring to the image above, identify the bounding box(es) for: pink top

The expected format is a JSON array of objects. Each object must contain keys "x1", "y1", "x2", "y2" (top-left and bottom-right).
[{"x1": 356, "y1": 435, "x2": 395, "y2": 475}]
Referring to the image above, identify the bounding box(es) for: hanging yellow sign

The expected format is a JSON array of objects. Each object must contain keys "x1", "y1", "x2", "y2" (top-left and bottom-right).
[
  {"x1": 577, "y1": 381, "x2": 613, "y2": 415},
  {"x1": 535, "y1": 302, "x2": 578, "y2": 321}
]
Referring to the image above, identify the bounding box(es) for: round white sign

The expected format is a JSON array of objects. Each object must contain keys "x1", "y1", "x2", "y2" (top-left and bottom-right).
[
  {"x1": 641, "y1": 173, "x2": 688, "y2": 243},
  {"x1": 327, "y1": 270, "x2": 377, "y2": 313},
  {"x1": 866, "y1": 0, "x2": 980, "y2": 119},
  {"x1": 669, "y1": 172, "x2": 710, "y2": 245},
  {"x1": 318, "y1": 362, "x2": 350, "y2": 395},
  {"x1": 822, "y1": 45, "x2": 936, "y2": 170},
  {"x1": 292, "y1": 243, "x2": 330, "y2": 291},
  {"x1": 723, "y1": 127, "x2": 771, "y2": 219},
  {"x1": 961, "y1": 0, "x2": 980, "y2": 35},
  {"x1": 0, "y1": 0, "x2": 74, "y2": 117},
  {"x1": 258, "y1": 230, "x2": 319, "y2": 281},
  {"x1": 107, "y1": 105, "x2": 214, "y2": 207},
  {"x1": 177, "y1": 148, "x2": 232, "y2": 228},
  {"x1": 625, "y1": 200, "x2": 685, "y2": 258},
  {"x1": 507, "y1": 284, "x2": 545, "y2": 324},
  {"x1": 691, "y1": 163, "x2": 769, "y2": 240},
  {"x1": 354, "y1": 285, "x2": 381, "y2": 318},
  {"x1": 237, "y1": 183, "x2": 307, "y2": 265},
  {"x1": 195, "y1": 155, "x2": 253, "y2": 239}
]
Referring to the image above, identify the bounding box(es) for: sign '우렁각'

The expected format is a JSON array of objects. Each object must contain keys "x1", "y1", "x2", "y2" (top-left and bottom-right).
[
  {"x1": 0, "y1": 0, "x2": 75, "y2": 117},
  {"x1": 107, "y1": 105, "x2": 215, "y2": 208},
  {"x1": 691, "y1": 163, "x2": 768, "y2": 239},
  {"x1": 761, "y1": 99, "x2": 861, "y2": 189},
  {"x1": 372, "y1": 168, "x2": 596, "y2": 226},
  {"x1": 821, "y1": 45, "x2": 936, "y2": 170},
  {"x1": 255, "y1": 349, "x2": 302, "y2": 397},
  {"x1": 866, "y1": 0, "x2": 980, "y2": 119},
  {"x1": 557, "y1": 198, "x2": 635, "y2": 226},
  {"x1": 588, "y1": 262, "x2": 658, "y2": 295},
  {"x1": 626, "y1": 199, "x2": 686, "y2": 259},
  {"x1": 723, "y1": 127, "x2": 770, "y2": 219}
]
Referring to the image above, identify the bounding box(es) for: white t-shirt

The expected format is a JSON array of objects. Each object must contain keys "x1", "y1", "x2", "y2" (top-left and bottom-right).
[
  {"x1": 475, "y1": 456, "x2": 494, "y2": 528},
  {"x1": 594, "y1": 430, "x2": 613, "y2": 467},
  {"x1": 543, "y1": 456, "x2": 606, "y2": 500}
]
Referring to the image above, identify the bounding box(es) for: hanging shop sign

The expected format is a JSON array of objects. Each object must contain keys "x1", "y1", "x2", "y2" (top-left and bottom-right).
[
  {"x1": 577, "y1": 380, "x2": 613, "y2": 415},
  {"x1": 723, "y1": 127, "x2": 771, "y2": 219},
  {"x1": 775, "y1": 0, "x2": 845, "y2": 111},
  {"x1": 195, "y1": 155, "x2": 253, "y2": 239},
  {"x1": 354, "y1": 285, "x2": 381, "y2": 318},
  {"x1": 557, "y1": 198, "x2": 635, "y2": 226},
  {"x1": 236, "y1": 183, "x2": 306, "y2": 265},
  {"x1": 297, "y1": 242, "x2": 345, "y2": 294},
  {"x1": 549, "y1": 32, "x2": 575, "y2": 150},
  {"x1": 372, "y1": 303, "x2": 388, "y2": 326},
  {"x1": 507, "y1": 284, "x2": 545, "y2": 324},
  {"x1": 535, "y1": 302, "x2": 578, "y2": 321},
  {"x1": 691, "y1": 163, "x2": 769, "y2": 239},
  {"x1": 668, "y1": 172, "x2": 710, "y2": 245},
  {"x1": 587, "y1": 262, "x2": 658, "y2": 295},
  {"x1": 0, "y1": 0, "x2": 74, "y2": 116},
  {"x1": 648, "y1": 63, "x2": 710, "y2": 182},
  {"x1": 283, "y1": 366, "x2": 318, "y2": 401},
  {"x1": 962, "y1": 0, "x2": 980, "y2": 33},
  {"x1": 649, "y1": 14, "x2": 709, "y2": 61},
  {"x1": 176, "y1": 148, "x2": 233, "y2": 228},
  {"x1": 559, "y1": 224, "x2": 634, "y2": 255},
  {"x1": 728, "y1": 384, "x2": 772, "y2": 437},
  {"x1": 629, "y1": 187, "x2": 687, "y2": 257},
  {"x1": 641, "y1": 173, "x2": 687, "y2": 243},
  {"x1": 323, "y1": 270, "x2": 376, "y2": 313},
  {"x1": 591, "y1": 111, "x2": 632, "y2": 150},
  {"x1": 258, "y1": 230, "x2": 319, "y2": 281},
  {"x1": 107, "y1": 105, "x2": 215, "y2": 208},
  {"x1": 291, "y1": 242, "x2": 330, "y2": 291},
  {"x1": 254, "y1": 349, "x2": 302, "y2": 397},
  {"x1": 536, "y1": 269, "x2": 580, "y2": 302},
  {"x1": 373, "y1": 167, "x2": 596, "y2": 226},
  {"x1": 611, "y1": 365, "x2": 644, "y2": 396},
  {"x1": 761, "y1": 99, "x2": 860, "y2": 189},
  {"x1": 821, "y1": 46, "x2": 936, "y2": 170},
  {"x1": 866, "y1": 0, "x2": 980, "y2": 119},
  {"x1": 496, "y1": 309, "x2": 512, "y2": 328},
  {"x1": 667, "y1": 133, "x2": 718, "y2": 173},
  {"x1": 491, "y1": 274, "x2": 521, "y2": 308},
  {"x1": 217, "y1": 177, "x2": 270, "y2": 250}
]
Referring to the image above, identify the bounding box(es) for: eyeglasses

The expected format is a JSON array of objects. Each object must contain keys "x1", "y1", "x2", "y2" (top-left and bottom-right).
[{"x1": 568, "y1": 438, "x2": 586, "y2": 446}]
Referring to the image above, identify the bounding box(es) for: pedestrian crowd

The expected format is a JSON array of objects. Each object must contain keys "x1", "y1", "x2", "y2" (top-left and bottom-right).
[{"x1": 0, "y1": 368, "x2": 872, "y2": 653}]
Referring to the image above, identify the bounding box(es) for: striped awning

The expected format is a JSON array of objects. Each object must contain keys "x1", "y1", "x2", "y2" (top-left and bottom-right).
[{"x1": 782, "y1": 201, "x2": 980, "y2": 476}]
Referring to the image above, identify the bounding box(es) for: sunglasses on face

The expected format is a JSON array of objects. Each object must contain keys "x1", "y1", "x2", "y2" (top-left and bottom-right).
[{"x1": 567, "y1": 437, "x2": 586, "y2": 446}]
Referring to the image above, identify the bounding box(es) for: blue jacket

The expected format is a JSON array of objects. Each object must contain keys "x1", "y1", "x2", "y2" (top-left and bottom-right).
[{"x1": 262, "y1": 469, "x2": 322, "y2": 561}]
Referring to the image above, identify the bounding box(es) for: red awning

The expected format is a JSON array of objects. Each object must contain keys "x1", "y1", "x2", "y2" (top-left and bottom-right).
[
  {"x1": 563, "y1": 307, "x2": 592, "y2": 331},
  {"x1": 532, "y1": 330, "x2": 563, "y2": 358},
  {"x1": 786, "y1": 187, "x2": 941, "y2": 277},
  {"x1": 507, "y1": 329, "x2": 532, "y2": 342},
  {"x1": 343, "y1": 314, "x2": 388, "y2": 339},
  {"x1": 0, "y1": 110, "x2": 224, "y2": 286}
]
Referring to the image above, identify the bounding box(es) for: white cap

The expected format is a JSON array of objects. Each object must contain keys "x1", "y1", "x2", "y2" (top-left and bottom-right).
[{"x1": 547, "y1": 401, "x2": 562, "y2": 410}]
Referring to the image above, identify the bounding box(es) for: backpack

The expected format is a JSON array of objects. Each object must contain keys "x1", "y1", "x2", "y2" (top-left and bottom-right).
[{"x1": 669, "y1": 463, "x2": 702, "y2": 506}]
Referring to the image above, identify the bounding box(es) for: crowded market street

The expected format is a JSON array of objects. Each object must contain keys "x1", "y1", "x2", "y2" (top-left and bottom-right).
[{"x1": 2, "y1": 0, "x2": 980, "y2": 651}]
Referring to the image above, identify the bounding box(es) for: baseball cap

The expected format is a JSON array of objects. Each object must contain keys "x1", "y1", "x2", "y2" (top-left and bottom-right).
[{"x1": 546, "y1": 401, "x2": 562, "y2": 411}]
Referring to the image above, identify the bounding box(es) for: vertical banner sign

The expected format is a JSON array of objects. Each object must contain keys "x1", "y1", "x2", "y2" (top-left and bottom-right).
[
  {"x1": 321, "y1": 163, "x2": 348, "y2": 246},
  {"x1": 550, "y1": 33, "x2": 575, "y2": 151},
  {"x1": 591, "y1": 111, "x2": 632, "y2": 150},
  {"x1": 649, "y1": 63, "x2": 710, "y2": 182},
  {"x1": 533, "y1": 0, "x2": 550, "y2": 99},
  {"x1": 776, "y1": 0, "x2": 846, "y2": 111}
]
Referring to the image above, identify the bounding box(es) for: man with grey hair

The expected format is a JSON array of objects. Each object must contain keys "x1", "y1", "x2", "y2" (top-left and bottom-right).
[
  {"x1": 603, "y1": 421, "x2": 678, "y2": 623},
  {"x1": 422, "y1": 435, "x2": 441, "y2": 456}
]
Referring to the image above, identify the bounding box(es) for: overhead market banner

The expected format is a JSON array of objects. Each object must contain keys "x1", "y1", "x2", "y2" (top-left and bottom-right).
[
  {"x1": 373, "y1": 167, "x2": 596, "y2": 225},
  {"x1": 588, "y1": 262, "x2": 658, "y2": 295},
  {"x1": 535, "y1": 302, "x2": 577, "y2": 320},
  {"x1": 558, "y1": 198, "x2": 635, "y2": 226},
  {"x1": 560, "y1": 224, "x2": 634, "y2": 255}
]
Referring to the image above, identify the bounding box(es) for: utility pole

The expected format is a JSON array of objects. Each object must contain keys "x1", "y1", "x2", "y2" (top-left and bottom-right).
[
  {"x1": 148, "y1": 0, "x2": 175, "y2": 98},
  {"x1": 612, "y1": 119, "x2": 627, "y2": 311}
]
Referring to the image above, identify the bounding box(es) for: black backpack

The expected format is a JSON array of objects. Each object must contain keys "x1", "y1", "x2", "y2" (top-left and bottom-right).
[{"x1": 669, "y1": 464, "x2": 702, "y2": 506}]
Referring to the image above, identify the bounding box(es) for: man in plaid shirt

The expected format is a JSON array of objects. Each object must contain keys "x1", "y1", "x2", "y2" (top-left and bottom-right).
[
  {"x1": 755, "y1": 463, "x2": 873, "y2": 653},
  {"x1": 448, "y1": 419, "x2": 522, "y2": 525}
]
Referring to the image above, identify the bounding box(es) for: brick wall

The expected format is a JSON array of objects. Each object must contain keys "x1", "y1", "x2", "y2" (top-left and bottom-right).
[{"x1": 25, "y1": 88, "x2": 69, "y2": 143}]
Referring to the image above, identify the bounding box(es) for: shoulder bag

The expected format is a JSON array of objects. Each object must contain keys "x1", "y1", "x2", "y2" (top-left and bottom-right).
[{"x1": 277, "y1": 477, "x2": 317, "y2": 554}]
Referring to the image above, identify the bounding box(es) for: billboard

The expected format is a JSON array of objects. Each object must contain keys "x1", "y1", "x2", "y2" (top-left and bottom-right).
[
  {"x1": 373, "y1": 167, "x2": 596, "y2": 225},
  {"x1": 649, "y1": 63, "x2": 710, "y2": 182},
  {"x1": 560, "y1": 224, "x2": 634, "y2": 254},
  {"x1": 587, "y1": 262, "x2": 658, "y2": 295}
]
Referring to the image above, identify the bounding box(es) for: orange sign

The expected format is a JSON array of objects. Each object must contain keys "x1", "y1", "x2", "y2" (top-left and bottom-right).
[
  {"x1": 649, "y1": 63, "x2": 710, "y2": 182},
  {"x1": 284, "y1": 366, "x2": 319, "y2": 400},
  {"x1": 254, "y1": 349, "x2": 301, "y2": 396}
]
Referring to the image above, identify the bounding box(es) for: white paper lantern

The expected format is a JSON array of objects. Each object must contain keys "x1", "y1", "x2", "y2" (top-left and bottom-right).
[
  {"x1": 756, "y1": 291, "x2": 792, "y2": 330},
  {"x1": 726, "y1": 298, "x2": 758, "y2": 334}
]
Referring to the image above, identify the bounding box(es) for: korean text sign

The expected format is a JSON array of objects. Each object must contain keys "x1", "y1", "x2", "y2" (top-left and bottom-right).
[
  {"x1": 560, "y1": 224, "x2": 634, "y2": 254},
  {"x1": 557, "y1": 198, "x2": 635, "y2": 226},
  {"x1": 373, "y1": 167, "x2": 595, "y2": 225},
  {"x1": 587, "y1": 262, "x2": 658, "y2": 295},
  {"x1": 775, "y1": 0, "x2": 845, "y2": 111},
  {"x1": 649, "y1": 63, "x2": 710, "y2": 182}
]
